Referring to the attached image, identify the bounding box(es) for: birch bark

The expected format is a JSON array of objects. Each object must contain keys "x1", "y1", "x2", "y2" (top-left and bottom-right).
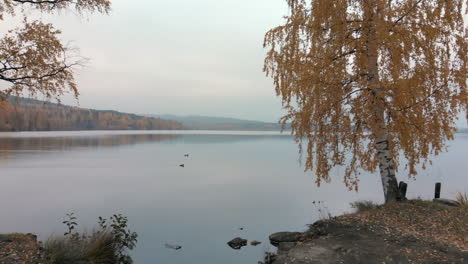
[{"x1": 364, "y1": 1, "x2": 401, "y2": 203}]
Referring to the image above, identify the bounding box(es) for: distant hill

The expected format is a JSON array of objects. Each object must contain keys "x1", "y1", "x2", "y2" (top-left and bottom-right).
[
  {"x1": 0, "y1": 97, "x2": 183, "y2": 131},
  {"x1": 149, "y1": 114, "x2": 288, "y2": 131},
  {"x1": 150, "y1": 114, "x2": 466, "y2": 133}
]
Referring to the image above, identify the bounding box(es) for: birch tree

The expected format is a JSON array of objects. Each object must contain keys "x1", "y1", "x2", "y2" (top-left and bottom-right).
[
  {"x1": 264, "y1": 0, "x2": 467, "y2": 203},
  {"x1": 0, "y1": 0, "x2": 111, "y2": 101}
]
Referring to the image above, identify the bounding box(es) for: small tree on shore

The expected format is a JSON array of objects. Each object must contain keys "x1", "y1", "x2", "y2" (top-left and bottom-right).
[
  {"x1": 0, "y1": 0, "x2": 111, "y2": 101},
  {"x1": 264, "y1": 0, "x2": 467, "y2": 203}
]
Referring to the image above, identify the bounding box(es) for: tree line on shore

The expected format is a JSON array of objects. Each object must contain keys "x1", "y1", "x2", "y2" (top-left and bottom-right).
[{"x1": 0, "y1": 98, "x2": 183, "y2": 131}]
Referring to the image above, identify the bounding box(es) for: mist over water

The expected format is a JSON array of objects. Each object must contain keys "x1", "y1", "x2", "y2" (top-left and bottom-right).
[{"x1": 0, "y1": 131, "x2": 466, "y2": 264}]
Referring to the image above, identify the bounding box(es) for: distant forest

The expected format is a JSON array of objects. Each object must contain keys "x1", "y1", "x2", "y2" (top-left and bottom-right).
[
  {"x1": 0, "y1": 98, "x2": 183, "y2": 131},
  {"x1": 152, "y1": 114, "x2": 288, "y2": 131}
]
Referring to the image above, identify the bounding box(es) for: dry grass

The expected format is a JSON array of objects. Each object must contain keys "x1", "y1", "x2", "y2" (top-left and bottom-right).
[
  {"x1": 456, "y1": 192, "x2": 468, "y2": 207},
  {"x1": 337, "y1": 200, "x2": 468, "y2": 252},
  {"x1": 45, "y1": 230, "x2": 118, "y2": 264},
  {"x1": 350, "y1": 200, "x2": 380, "y2": 212}
]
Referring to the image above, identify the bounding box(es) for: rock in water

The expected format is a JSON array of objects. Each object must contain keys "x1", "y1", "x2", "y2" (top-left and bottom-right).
[
  {"x1": 250, "y1": 240, "x2": 262, "y2": 246},
  {"x1": 227, "y1": 237, "x2": 247, "y2": 250}
]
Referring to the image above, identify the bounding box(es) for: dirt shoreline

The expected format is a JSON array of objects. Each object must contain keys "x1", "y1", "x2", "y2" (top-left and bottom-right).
[
  {"x1": 1, "y1": 201, "x2": 466, "y2": 264},
  {"x1": 0, "y1": 233, "x2": 46, "y2": 264},
  {"x1": 264, "y1": 200, "x2": 467, "y2": 264}
]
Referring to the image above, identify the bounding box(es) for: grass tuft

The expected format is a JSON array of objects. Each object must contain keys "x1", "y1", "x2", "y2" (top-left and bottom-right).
[
  {"x1": 350, "y1": 200, "x2": 380, "y2": 212},
  {"x1": 455, "y1": 192, "x2": 468, "y2": 207},
  {"x1": 45, "y1": 230, "x2": 118, "y2": 264}
]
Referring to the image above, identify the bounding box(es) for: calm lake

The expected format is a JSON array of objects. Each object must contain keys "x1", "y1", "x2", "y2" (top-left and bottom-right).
[{"x1": 0, "y1": 131, "x2": 467, "y2": 264}]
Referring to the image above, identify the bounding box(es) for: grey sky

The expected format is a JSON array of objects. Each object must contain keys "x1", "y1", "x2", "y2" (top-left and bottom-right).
[
  {"x1": 1, "y1": 0, "x2": 466, "y2": 126},
  {"x1": 33, "y1": 0, "x2": 289, "y2": 122}
]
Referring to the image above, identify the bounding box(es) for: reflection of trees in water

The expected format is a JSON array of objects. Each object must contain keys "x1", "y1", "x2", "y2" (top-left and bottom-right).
[
  {"x1": 0, "y1": 134, "x2": 180, "y2": 159},
  {"x1": 0, "y1": 133, "x2": 294, "y2": 161}
]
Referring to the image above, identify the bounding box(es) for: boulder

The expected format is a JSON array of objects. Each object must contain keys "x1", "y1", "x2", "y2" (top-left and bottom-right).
[
  {"x1": 227, "y1": 237, "x2": 247, "y2": 250},
  {"x1": 269, "y1": 232, "x2": 304, "y2": 247}
]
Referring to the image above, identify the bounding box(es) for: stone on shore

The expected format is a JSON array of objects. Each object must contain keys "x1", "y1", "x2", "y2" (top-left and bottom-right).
[
  {"x1": 0, "y1": 233, "x2": 46, "y2": 264},
  {"x1": 269, "y1": 232, "x2": 304, "y2": 247},
  {"x1": 265, "y1": 200, "x2": 467, "y2": 264}
]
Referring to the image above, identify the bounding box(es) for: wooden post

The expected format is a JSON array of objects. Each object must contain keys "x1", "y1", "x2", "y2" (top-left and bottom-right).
[
  {"x1": 434, "y1": 182, "x2": 441, "y2": 199},
  {"x1": 398, "y1": 181, "x2": 407, "y2": 200}
]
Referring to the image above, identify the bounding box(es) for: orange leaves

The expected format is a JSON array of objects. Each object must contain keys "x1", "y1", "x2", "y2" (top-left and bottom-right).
[
  {"x1": 0, "y1": 0, "x2": 111, "y2": 101},
  {"x1": 0, "y1": 20, "x2": 78, "y2": 101}
]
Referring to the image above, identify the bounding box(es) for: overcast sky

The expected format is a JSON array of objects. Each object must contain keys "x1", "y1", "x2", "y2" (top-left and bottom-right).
[
  {"x1": 1, "y1": 0, "x2": 466, "y2": 126},
  {"x1": 15, "y1": 0, "x2": 289, "y2": 122}
]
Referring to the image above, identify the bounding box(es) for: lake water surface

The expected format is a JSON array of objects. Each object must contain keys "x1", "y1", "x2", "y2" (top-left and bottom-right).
[{"x1": 0, "y1": 131, "x2": 467, "y2": 264}]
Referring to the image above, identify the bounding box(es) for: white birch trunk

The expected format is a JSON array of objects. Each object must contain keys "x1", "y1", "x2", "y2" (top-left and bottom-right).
[
  {"x1": 364, "y1": 1, "x2": 401, "y2": 203},
  {"x1": 375, "y1": 134, "x2": 401, "y2": 203}
]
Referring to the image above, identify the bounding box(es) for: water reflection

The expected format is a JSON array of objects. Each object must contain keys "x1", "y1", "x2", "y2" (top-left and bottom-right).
[
  {"x1": 0, "y1": 134, "x2": 180, "y2": 159},
  {"x1": 0, "y1": 133, "x2": 292, "y2": 161},
  {"x1": 0, "y1": 131, "x2": 466, "y2": 264}
]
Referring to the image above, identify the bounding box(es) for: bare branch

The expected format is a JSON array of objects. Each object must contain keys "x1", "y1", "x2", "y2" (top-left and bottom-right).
[{"x1": 390, "y1": 0, "x2": 424, "y2": 30}]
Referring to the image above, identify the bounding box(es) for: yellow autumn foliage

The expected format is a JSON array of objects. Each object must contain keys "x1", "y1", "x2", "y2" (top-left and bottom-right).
[{"x1": 0, "y1": 0, "x2": 111, "y2": 101}]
